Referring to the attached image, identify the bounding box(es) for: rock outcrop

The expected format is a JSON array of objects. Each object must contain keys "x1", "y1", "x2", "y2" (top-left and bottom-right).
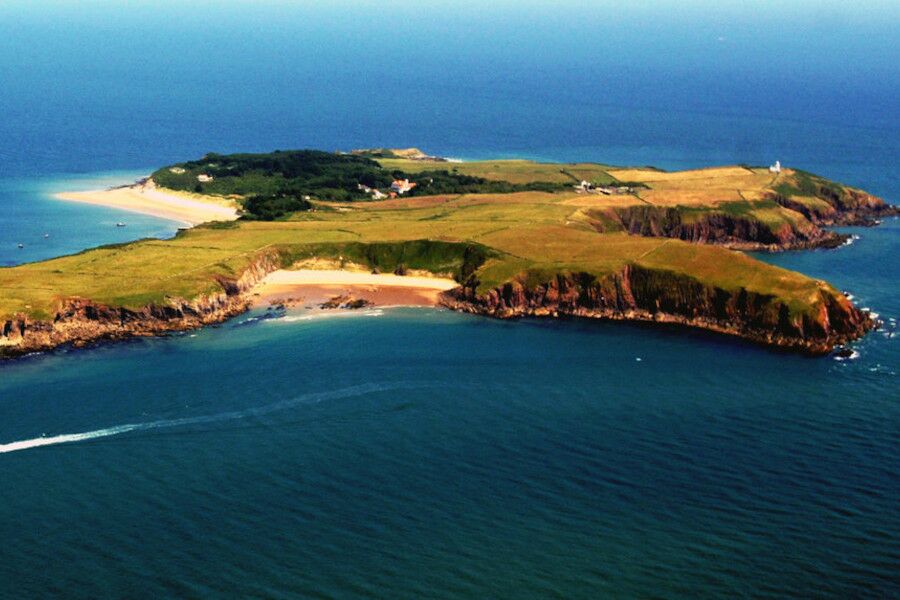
[{"x1": 440, "y1": 266, "x2": 874, "y2": 355}]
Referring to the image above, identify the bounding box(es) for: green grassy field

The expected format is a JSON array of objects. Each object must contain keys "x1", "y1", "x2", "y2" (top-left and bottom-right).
[
  {"x1": 3, "y1": 150, "x2": 883, "y2": 335},
  {"x1": 376, "y1": 158, "x2": 618, "y2": 185},
  {"x1": 1, "y1": 187, "x2": 835, "y2": 322}
]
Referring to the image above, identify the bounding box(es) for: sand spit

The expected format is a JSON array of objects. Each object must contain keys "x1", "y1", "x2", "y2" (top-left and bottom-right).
[{"x1": 55, "y1": 179, "x2": 239, "y2": 226}]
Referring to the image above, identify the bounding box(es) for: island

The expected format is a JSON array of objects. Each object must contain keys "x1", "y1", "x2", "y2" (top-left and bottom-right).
[{"x1": 2, "y1": 148, "x2": 896, "y2": 359}]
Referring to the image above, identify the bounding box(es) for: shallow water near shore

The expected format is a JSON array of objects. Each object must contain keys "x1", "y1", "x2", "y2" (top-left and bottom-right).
[
  {"x1": 0, "y1": 171, "x2": 183, "y2": 266},
  {"x1": 1, "y1": 2, "x2": 899, "y2": 597}
]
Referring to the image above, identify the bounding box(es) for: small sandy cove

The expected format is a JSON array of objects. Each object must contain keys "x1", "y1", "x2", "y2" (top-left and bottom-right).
[
  {"x1": 252, "y1": 269, "x2": 460, "y2": 308},
  {"x1": 55, "y1": 179, "x2": 239, "y2": 226}
]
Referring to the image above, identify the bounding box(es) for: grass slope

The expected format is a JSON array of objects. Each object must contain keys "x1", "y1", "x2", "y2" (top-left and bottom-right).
[
  {"x1": 4, "y1": 151, "x2": 880, "y2": 332},
  {"x1": 2, "y1": 186, "x2": 835, "y2": 322}
]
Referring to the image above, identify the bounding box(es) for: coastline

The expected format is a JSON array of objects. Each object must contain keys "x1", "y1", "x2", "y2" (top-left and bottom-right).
[
  {"x1": 54, "y1": 179, "x2": 239, "y2": 226},
  {"x1": 0, "y1": 255, "x2": 874, "y2": 359},
  {"x1": 440, "y1": 267, "x2": 874, "y2": 356},
  {"x1": 0, "y1": 261, "x2": 464, "y2": 359}
]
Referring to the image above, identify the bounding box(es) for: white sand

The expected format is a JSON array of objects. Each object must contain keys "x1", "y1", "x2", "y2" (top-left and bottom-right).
[
  {"x1": 252, "y1": 269, "x2": 460, "y2": 308},
  {"x1": 257, "y1": 269, "x2": 459, "y2": 290},
  {"x1": 55, "y1": 179, "x2": 239, "y2": 226}
]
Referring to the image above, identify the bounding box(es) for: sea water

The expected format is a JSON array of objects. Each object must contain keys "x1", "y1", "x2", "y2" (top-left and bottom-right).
[{"x1": 0, "y1": 2, "x2": 897, "y2": 597}]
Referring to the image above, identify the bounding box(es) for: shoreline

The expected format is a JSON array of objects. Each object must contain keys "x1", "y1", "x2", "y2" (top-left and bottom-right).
[{"x1": 54, "y1": 179, "x2": 239, "y2": 226}]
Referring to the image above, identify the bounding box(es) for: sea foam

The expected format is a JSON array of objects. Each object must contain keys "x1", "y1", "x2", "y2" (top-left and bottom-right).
[{"x1": 267, "y1": 309, "x2": 384, "y2": 324}]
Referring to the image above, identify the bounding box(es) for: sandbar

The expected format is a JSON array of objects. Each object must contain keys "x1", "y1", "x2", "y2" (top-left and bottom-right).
[{"x1": 55, "y1": 180, "x2": 239, "y2": 226}]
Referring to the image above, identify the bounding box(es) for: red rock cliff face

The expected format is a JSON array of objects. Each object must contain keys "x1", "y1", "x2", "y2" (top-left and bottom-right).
[
  {"x1": 0, "y1": 251, "x2": 280, "y2": 359},
  {"x1": 605, "y1": 206, "x2": 845, "y2": 251},
  {"x1": 440, "y1": 265, "x2": 873, "y2": 355}
]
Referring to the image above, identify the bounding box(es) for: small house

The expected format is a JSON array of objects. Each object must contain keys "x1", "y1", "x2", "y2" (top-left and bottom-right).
[
  {"x1": 769, "y1": 160, "x2": 782, "y2": 174},
  {"x1": 573, "y1": 180, "x2": 593, "y2": 192},
  {"x1": 390, "y1": 179, "x2": 417, "y2": 194}
]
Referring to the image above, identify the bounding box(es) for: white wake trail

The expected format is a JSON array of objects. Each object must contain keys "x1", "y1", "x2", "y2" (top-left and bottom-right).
[
  {"x1": 0, "y1": 382, "x2": 416, "y2": 455},
  {"x1": 0, "y1": 424, "x2": 144, "y2": 453}
]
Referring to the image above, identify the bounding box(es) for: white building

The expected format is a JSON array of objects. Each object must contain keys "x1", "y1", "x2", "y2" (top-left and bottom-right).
[
  {"x1": 390, "y1": 179, "x2": 417, "y2": 194},
  {"x1": 197, "y1": 174, "x2": 214, "y2": 183},
  {"x1": 769, "y1": 160, "x2": 782, "y2": 174}
]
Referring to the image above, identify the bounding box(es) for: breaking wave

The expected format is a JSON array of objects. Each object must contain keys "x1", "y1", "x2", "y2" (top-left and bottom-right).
[{"x1": 267, "y1": 309, "x2": 385, "y2": 324}]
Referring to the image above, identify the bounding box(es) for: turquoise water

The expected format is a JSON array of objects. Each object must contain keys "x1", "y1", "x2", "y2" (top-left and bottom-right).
[
  {"x1": 0, "y1": 2, "x2": 898, "y2": 598},
  {"x1": 0, "y1": 171, "x2": 184, "y2": 266}
]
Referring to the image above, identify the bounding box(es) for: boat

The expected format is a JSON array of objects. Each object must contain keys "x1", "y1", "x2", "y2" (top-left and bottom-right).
[
  {"x1": 116, "y1": 222, "x2": 126, "y2": 227},
  {"x1": 17, "y1": 243, "x2": 24, "y2": 248}
]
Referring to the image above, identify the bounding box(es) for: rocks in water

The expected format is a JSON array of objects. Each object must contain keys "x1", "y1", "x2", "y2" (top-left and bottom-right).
[
  {"x1": 833, "y1": 346, "x2": 859, "y2": 361},
  {"x1": 319, "y1": 294, "x2": 373, "y2": 310}
]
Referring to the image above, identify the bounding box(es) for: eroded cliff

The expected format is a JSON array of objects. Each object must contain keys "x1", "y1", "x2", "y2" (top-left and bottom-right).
[
  {"x1": 0, "y1": 252, "x2": 280, "y2": 358},
  {"x1": 440, "y1": 265, "x2": 873, "y2": 354},
  {"x1": 602, "y1": 205, "x2": 845, "y2": 251}
]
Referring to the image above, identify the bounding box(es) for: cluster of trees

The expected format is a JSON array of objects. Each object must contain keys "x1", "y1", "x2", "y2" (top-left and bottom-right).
[
  {"x1": 152, "y1": 150, "x2": 569, "y2": 221},
  {"x1": 153, "y1": 150, "x2": 393, "y2": 201},
  {"x1": 242, "y1": 192, "x2": 312, "y2": 221}
]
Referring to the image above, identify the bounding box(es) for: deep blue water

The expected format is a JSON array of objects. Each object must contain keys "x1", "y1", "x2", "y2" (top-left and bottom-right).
[{"x1": 0, "y1": 2, "x2": 898, "y2": 598}]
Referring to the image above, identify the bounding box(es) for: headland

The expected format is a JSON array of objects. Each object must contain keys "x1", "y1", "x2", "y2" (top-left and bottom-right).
[{"x1": 3, "y1": 148, "x2": 895, "y2": 358}]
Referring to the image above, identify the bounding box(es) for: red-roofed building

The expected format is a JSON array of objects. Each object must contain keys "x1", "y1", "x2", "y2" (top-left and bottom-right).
[{"x1": 390, "y1": 179, "x2": 417, "y2": 194}]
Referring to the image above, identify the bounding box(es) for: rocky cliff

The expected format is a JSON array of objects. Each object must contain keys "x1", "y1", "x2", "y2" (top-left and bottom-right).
[
  {"x1": 770, "y1": 188, "x2": 899, "y2": 227},
  {"x1": 602, "y1": 184, "x2": 897, "y2": 251},
  {"x1": 440, "y1": 266, "x2": 873, "y2": 355},
  {"x1": 604, "y1": 206, "x2": 845, "y2": 251},
  {"x1": 0, "y1": 251, "x2": 281, "y2": 359},
  {"x1": 0, "y1": 252, "x2": 876, "y2": 359}
]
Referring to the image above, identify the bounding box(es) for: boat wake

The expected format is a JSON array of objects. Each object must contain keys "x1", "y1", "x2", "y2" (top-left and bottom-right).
[{"x1": 0, "y1": 382, "x2": 414, "y2": 455}]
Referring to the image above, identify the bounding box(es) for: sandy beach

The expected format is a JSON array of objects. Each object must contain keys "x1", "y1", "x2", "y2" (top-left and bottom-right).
[
  {"x1": 55, "y1": 179, "x2": 239, "y2": 226},
  {"x1": 252, "y1": 269, "x2": 460, "y2": 308}
]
